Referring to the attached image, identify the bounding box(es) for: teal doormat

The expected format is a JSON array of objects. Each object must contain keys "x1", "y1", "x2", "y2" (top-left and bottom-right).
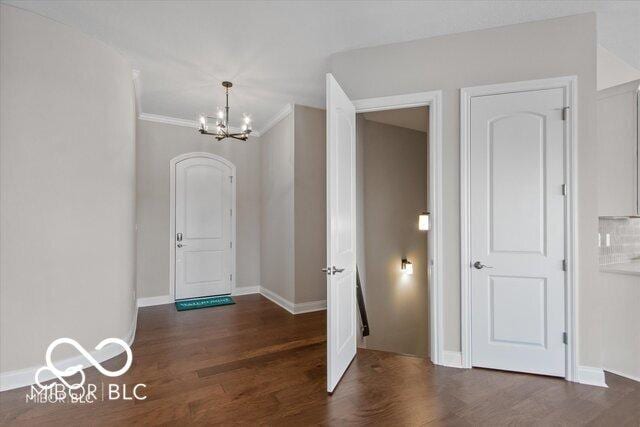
[{"x1": 175, "y1": 296, "x2": 235, "y2": 311}]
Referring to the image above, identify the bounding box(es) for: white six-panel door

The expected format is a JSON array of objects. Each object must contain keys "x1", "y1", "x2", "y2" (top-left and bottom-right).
[
  {"x1": 469, "y1": 88, "x2": 566, "y2": 377},
  {"x1": 175, "y1": 157, "x2": 233, "y2": 300},
  {"x1": 326, "y1": 74, "x2": 357, "y2": 393}
]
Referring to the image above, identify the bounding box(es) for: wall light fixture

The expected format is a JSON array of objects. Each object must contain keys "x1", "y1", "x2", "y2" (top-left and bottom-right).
[
  {"x1": 401, "y1": 258, "x2": 413, "y2": 275},
  {"x1": 418, "y1": 211, "x2": 430, "y2": 231}
]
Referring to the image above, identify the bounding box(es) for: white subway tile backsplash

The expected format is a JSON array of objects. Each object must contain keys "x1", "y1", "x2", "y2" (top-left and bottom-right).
[{"x1": 598, "y1": 218, "x2": 640, "y2": 265}]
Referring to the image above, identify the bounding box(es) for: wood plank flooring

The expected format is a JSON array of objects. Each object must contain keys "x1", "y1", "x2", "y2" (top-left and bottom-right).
[{"x1": 1, "y1": 294, "x2": 638, "y2": 425}]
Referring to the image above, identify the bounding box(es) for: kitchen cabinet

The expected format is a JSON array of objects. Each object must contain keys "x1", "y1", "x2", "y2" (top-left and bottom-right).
[{"x1": 597, "y1": 80, "x2": 639, "y2": 217}]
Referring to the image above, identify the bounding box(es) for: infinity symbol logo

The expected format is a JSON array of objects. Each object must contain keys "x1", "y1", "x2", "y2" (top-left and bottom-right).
[{"x1": 34, "y1": 338, "x2": 133, "y2": 390}]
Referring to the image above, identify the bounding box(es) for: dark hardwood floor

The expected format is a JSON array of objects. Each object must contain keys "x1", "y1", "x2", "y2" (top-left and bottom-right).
[{"x1": 1, "y1": 294, "x2": 639, "y2": 425}]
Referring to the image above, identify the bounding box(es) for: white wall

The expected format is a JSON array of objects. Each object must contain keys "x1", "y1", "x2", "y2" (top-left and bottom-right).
[
  {"x1": 329, "y1": 13, "x2": 601, "y2": 367},
  {"x1": 0, "y1": 4, "x2": 137, "y2": 373},
  {"x1": 135, "y1": 119, "x2": 262, "y2": 298}
]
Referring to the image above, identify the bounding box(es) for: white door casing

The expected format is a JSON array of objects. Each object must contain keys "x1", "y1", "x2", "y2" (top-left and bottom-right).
[
  {"x1": 467, "y1": 86, "x2": 568, "y2": 377},
  {"x1": 326, "y1": 73, "x2": 357, "y2": 393},
  {"x1": 351, "y1": 90, "x2": 444, "y2": 365},
  {"x1": 174, "y1": 155, "x2": 235, "y2": 300}
]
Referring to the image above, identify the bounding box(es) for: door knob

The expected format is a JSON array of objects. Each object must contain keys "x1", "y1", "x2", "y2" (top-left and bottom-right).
[
  {"x1": 473, "y1": 261, "x2": 493, "y2": 270},
  {"x1": 321, "y1": 267, "x2": 331, "y2": 275},
  {"x1": 177, "y1": 243, "x2": 187, "y2": 248}
]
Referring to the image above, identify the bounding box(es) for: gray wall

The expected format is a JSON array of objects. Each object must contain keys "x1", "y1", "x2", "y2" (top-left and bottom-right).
[
  {"x1": 356, "y1": 115, "x2": 367, "y2": 346},
  {"x1": 330, "y1": 13, "x2": 601, "y2": 366},
  {"x1": 294, "y1": 106, "x2": 327, "y2": 303},
  {"x1": 136, "y1": 120, "x2": 262, "y2": 298},
  {"x1": 359, "y1": 118, "x2": 429, "y2": 357},
  {"x1": 0, "y1": 4, "x2": 137, "y2": 371},
  {"x1": 260, "y1": 112, "x2": 295, "y2": 302}
]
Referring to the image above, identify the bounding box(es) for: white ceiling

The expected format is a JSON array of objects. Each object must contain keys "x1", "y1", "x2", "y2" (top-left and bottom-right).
[
  {"x1": 4, "y1": 1, "x2": 639, "y2": 133},
  {"x1": 363, "y1": 107, "x2": 429, "y2": 133}
]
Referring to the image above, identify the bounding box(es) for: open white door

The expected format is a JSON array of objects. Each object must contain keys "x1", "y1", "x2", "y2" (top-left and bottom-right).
[{"x1": 326, "y1": 73, "x2": 357, "y2": 393}]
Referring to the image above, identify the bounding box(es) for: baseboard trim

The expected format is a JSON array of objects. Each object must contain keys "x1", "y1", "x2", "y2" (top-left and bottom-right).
[
  {"x1": 576, "y1": 365, "x2": 608, "y2": 387},
  {"x1": 604, "y1": 367, "x2": 640, "y2": 383},
  {"x1": 293, "y1": 299, "x2": 327, "y2": 314},
  {"x1": 259, "y1": 287, "x2": 295, "y2": 313},
  {"x1": 258, "y1": 287, "x2": 326, "y2": 314},
  {"x1": 137, "y1": 294, "x2": 173, "y2": 307},
  {"x1": 0, "y1": 306, "x2": 138, "y2": 393},
  {"x1": 440, "y1": 351, "x2": 464, "y2": 368},
  {"x1": 232, "y1": 286, "x2": 261, "y2": 296},
  {"x1": 138, "y1": 286, "x2": 261, "y2": 307}
]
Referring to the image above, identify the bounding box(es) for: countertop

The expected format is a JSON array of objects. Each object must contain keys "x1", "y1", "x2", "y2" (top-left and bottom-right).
[{"x1": 600, "y1": 261, "x2": 640, "y2": 277}]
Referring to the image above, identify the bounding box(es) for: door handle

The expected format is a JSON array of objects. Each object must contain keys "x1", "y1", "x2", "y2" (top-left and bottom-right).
[
  {"x1": 321, "y1": 266, "x2": 346, "y2": 275},
  {"x1": 473, "y1": 261, "x2": 493, "y2": 270},
  {"x1": 177, "y1": 243, "x2": 187, "y2": 248}
]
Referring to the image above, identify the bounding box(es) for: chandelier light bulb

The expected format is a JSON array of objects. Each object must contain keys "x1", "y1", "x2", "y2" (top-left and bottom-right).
[
  {"x1": 198, "y1": 114, "x2": 207, "y2": 131},
  {"x1": 217, "y1": 109, "x2": 224, "y2": 120}
]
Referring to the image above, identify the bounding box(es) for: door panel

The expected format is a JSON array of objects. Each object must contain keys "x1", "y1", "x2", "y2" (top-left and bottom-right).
[
  {"x1": 470, "y1": 88, "x2": 566, "y2": 377},
  {"x1": 176, "y1": 157, "x2": 233, "y2": 299},
  {"x1": 326, "y1": 73, "x2": 357, "y2": 393},
  {"x1": 489, "y1": 114, "x2": 545, "y2": 254}
]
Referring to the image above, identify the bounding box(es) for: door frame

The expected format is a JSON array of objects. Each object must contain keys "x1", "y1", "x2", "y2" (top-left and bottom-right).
[
  {"x1": 460, "y1": 76, "x2": 578, "y2": 381},
  {"x1": 169, "y1": 152, "x2": 237, "y2": 300},
  {"x1": 352, "y1": 90, "x2": 444, "y2": 365}
]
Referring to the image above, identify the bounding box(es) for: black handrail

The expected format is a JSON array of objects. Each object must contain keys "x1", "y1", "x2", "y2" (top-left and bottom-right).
[{"x1": 356, "y1": 266, "x2": 370, "y2": 337}]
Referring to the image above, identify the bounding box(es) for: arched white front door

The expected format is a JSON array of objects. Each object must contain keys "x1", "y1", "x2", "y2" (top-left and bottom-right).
[{"x1": 174, "y1": 155, "x2": 235, "y2": 299}]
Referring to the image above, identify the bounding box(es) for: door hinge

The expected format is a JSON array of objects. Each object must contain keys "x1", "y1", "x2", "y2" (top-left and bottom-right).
[
  {"x1": 562, "y1": 106, "x2": 570, "y2": 121},
  {"x1": 230, "y1": 176, "x2": 234, "y2": 183},
  {"x1": 561, "y1": 184, "x2": 568, "y2": 196},
  {"x1": 230, "y1": 241, "x2": 233, "y2": 249},
  {"x1": 230, "y1": 274, "x2": 232, "y2": 281},
  {"x1": 230, "y1": 208, "x2": 233, "y2": 217},
  {"x1": 562, "y1": 332, "x2": 568, "y2": 344},
  {"x1": 562, "y1": 259, "x2": 567, "y2": 271}
]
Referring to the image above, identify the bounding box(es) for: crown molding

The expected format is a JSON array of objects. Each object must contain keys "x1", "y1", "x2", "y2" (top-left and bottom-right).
[
  {"x1": 257, "y1": 103, "x2": 293, "y2": 136},
  {"x1": 132, "y1": 69, "x2": 142, "y2": 115},
  {"x1": 138, "y1": 113, "x2": 261, "y2": 137}
]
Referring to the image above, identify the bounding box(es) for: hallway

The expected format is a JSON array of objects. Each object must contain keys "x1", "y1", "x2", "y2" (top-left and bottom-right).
[{"x1": 1, "y1": 295, "x2": 638, "y2": 425}]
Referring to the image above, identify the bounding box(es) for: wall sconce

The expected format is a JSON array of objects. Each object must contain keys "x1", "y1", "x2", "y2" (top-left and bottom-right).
[
  {"x1": 419, "y1": 211, "x2": 430, "y2": 231},
  {"x1": 401, "y1": 258, "x2": 413, "y2": 275}
]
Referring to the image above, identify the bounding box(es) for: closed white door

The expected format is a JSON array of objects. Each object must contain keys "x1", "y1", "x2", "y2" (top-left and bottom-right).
[
  {"x1": 175, "y1": 157, "x2": 233, "y2": 299},
  {"x1": 470, "y1": 88, "x2": 566, "y2": 377},
  {"x1": 326, "y1": 73, "x2": 357, "y2": 393}
]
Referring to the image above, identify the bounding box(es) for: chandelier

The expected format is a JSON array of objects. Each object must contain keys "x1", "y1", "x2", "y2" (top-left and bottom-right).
[{"x1": 198, "y1": 81, "x2": 252, "y2": 141}]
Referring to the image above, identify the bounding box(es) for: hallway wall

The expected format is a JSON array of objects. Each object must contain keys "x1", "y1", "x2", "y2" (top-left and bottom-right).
[
  {"x1": 259, "y1": 105, "x2": 327, "y2": 306},
  {"x1": 0, "y1": 4, "x2": 137, "y2": 375},
  {"x1": 260, "y1": 112, "x2": 295, "y2": 303},
  {"x1": 358, "y1": 118, "x2": 429, "y2": 357},
  {"x1": 135, "y1": 120, "x2": 262, "y2": 299}
]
